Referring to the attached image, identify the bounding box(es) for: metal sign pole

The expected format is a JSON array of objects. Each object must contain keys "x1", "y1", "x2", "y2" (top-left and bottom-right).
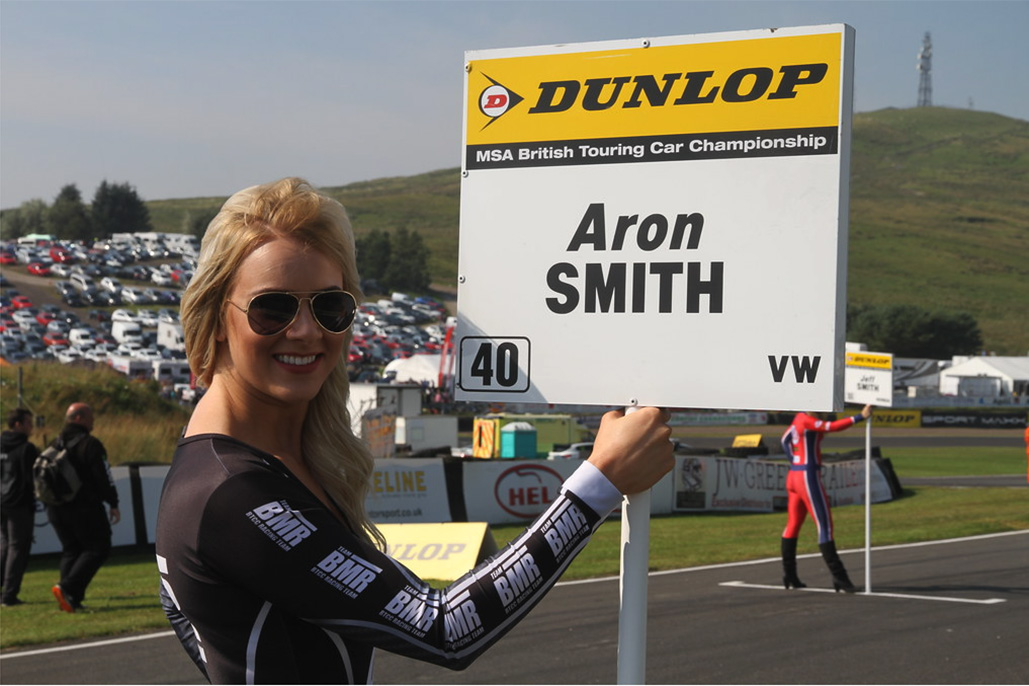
[
  {"x1": 618, "y1": 406, "x2": 649, "y2": 684},
  {"x1": 864, "y1": 416, "x2": 872, "y2": 594},
  {"x1": 618, "y1": 489, "x2": 651, "y2": 683}
]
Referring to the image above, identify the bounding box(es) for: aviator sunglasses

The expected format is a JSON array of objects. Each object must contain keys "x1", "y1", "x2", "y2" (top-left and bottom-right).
[{"x1": 227, "y1": 290, "x2": 358, "y2": 336}]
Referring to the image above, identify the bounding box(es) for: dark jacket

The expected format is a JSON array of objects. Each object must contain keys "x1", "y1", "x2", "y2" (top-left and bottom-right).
[
  {"x1": 53, "y1": 423, "x2": 119, "y2": 510},
  {"x1": 1, "y1": 429, "x2": 39, "y2": 509}
]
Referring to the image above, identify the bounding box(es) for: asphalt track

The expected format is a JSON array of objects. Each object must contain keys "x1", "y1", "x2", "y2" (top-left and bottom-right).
[{"x1": 2, "y1": 530, "x2": 1026, "y2": 685}]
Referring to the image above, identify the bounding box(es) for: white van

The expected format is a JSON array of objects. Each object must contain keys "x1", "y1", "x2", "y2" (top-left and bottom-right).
[
  {"x1": 111, "y1": 321, "x2": 144, "y2": 345},
  {"x1": 68, "y1": 328, "x2": 96, "y2": 347}
]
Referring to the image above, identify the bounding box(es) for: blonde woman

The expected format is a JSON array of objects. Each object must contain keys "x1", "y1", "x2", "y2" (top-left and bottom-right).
[{"x1": 155, "y1": 177, "x2": 673, "y2": 684}]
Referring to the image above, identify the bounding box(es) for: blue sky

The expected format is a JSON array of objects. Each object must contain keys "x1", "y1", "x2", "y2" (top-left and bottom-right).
[{"x1": 2, "y1": 0, "x2": 1026, "y2": 209}]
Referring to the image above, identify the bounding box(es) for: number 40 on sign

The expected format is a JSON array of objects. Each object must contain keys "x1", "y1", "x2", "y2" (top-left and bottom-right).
[{"x1": 458, "y1": 337, "x2": 531, "y2": 393}]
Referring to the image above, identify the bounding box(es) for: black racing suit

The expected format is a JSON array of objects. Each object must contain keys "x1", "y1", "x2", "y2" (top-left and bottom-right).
[{"x1": 155, "y1": 434, "x2": 622, "y2": 684}]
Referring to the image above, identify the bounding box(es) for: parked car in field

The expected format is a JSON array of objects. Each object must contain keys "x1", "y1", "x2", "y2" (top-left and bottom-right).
[
  {"x1": 11, "y1": 310, "x2": 38, "y2": 327},
  {"x1": 121, "y1": 287, "x2": 150, "y2": 304},
  {"x1": 56, "y1": 348, "x2": 85, "y2": 364},
  {"x1": 135, "y1": 309, "x2": 159, "y2": 327},
  {"x1": 111, "y1": 309, "x2": 140, "y2": 323},
  {"x1": 54, "y1": 281, "x2": 76, "y2": 297},
  {"x1": 100, "y1": 277, "x2": 123, "y2": 293},
  {"x1": 42, "y1": 331, "x2": 69, "y2": 347},
  {"x1": 50, "y1": 246, "x2": 74, "y2": 263},
  {"x1": 35, "y1": 311, "x2": 57, "y2": 326}
]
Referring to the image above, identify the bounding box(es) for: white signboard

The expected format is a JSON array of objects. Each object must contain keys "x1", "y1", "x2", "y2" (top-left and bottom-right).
[
  {"x1": 365, "y1": 458, "x2": 452, "y2": 524},
  {"x1": 844, "y1": 350, "x2": 894, "y2": 407},
  {"x1": 673, "y1": 454, "x2": 894, "y2": 512},
  {"x1": 456, "y1": 25, "x2": 855, "y2": 411},
  {"x1": 462, "y1": 459, "x2": 581, "y2": 525}
]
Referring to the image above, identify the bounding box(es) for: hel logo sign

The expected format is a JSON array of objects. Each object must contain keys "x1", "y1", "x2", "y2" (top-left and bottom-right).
[
  {"x1": 494, "y1": 464, "x2": 564, "y2": 518},
  {"x1": 457, "y1": 25, "x2": 855, "y2": 411}
]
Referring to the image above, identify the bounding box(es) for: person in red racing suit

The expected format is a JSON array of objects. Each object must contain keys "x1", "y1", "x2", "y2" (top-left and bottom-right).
[
  {"x1": 779, "y1": 405, "x2": 871, "y2": 593},
  {"x1": 155, "y1": 177, "x2": 674, "y2": 684}
]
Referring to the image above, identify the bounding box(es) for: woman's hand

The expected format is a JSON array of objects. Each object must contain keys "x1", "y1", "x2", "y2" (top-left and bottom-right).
[
  {"x1": 861, "y1": 404, "x2": 873, "y2": 419},
  {"x1": 587, "y1": 407, "x2": 675, "y2": 495}
]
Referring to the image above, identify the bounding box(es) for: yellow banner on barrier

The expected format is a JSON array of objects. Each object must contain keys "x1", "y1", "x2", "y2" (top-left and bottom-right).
[
  {"x1": 379, "y1": 522, "x2": 499, "y2": 581},
  {"x1": 732, "y1": 434, "x2": 764, "y2": 448},
  {"x1": 870, "y1": 409, "x2": 922, "y2": 428}
]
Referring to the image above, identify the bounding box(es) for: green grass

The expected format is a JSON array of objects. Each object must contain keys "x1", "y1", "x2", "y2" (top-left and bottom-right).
[
  {"x1": 882, "y1": 446, "x2": 1025, "y2": 477},
  {"x1": 0, "y1": 551, "x2": 170, "y2": 648}
]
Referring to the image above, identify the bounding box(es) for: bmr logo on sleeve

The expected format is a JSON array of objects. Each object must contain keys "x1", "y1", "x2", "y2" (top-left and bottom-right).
[{"x1": 247, "y1": 500, "x2": 317, "y2": 551}]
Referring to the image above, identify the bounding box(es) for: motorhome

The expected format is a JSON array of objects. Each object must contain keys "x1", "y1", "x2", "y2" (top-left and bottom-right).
[{"x1": 111, "y1": 321, "x2": 144, "y2": 345}]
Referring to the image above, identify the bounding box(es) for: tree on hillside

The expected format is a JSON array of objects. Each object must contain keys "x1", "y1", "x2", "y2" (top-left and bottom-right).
[
  {"x1": 183, "y1": 208, "x2": 220, "y2": 240},
  {"x1": 0, "y1": 199, "x2": 49, "y2": 240},
  {"x1": 46, "y1": 184, "x2": 92, "y2": 241},
  {"x1": 384, "y1": 226, "x2": 430, "y2": 292},
  {"x1": 847, "y1": 304, "x2": 983, "y2": 358},
  {"x1": 356, "y1": 228, "x2": 392, "y2": 284},
  {"x1": 91, "y1": 181, "x2": 153, "y2": 236}
]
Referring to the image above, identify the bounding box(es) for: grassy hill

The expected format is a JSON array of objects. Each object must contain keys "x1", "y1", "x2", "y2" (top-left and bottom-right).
[
  {"x1": 145, "y1": 107, "x2": 1028, "y2": 355},
  {"x1": 847, "y1": 107, "x2": 1028, "y2": 356}
]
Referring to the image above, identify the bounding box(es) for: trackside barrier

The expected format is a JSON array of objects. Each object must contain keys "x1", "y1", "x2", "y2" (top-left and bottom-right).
[{"x1": 28, "y1": 457, "x2": 898, "y2": 556}]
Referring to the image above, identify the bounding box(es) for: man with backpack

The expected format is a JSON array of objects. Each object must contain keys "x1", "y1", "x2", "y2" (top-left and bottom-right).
[
  {"x1": 45, "y1": 403, "x2": 120, "y2": 613},
  {"x1": 1, "y1": 408, "x2": 40, "y2": 607}
]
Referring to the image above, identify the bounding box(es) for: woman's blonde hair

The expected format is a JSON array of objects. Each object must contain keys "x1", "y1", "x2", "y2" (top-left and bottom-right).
[{"x1": 180, "y1": 177, "x2": 384, "y2": 550}]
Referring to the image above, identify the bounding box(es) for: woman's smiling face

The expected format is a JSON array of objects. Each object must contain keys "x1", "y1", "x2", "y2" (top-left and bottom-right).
[{"x1": 218, "y1": 236, "x2": 347, "y2": 408}]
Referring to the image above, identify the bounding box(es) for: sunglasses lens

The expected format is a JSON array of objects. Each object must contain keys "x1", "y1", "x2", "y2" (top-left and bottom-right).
[
  {"x1": 247, "y1": 293, "x2": 299, "y2": 335},
  {"x1": 312, "y1": 291, "x2": 356, "y2": 333}
]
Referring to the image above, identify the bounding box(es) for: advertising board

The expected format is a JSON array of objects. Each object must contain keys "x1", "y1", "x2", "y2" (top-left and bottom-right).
[
  {"x1": 457, "y1": 25, "x2": 855, "y2": 411},
  {"x1": 844, "y1": 350, "x2": 894, "y2": 407}
]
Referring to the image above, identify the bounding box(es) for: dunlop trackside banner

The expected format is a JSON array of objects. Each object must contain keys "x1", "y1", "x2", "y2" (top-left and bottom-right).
[{"x1": 456, "y1": 25, "x2": 855, "y2": 410}]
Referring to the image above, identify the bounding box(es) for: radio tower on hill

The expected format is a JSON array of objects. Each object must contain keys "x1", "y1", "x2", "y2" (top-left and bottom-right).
[{"x1": 917, "y1": 32, "x2": 933, "y2": 107}]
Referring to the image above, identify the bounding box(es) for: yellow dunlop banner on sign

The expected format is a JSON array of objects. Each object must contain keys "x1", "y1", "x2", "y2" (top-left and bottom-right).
[
  {"x1": 466, "y1": 31, "x2": 841, "y2": 151},
  {"x1": 846, "y1": 352, "x2": 893, "y2": 370}
]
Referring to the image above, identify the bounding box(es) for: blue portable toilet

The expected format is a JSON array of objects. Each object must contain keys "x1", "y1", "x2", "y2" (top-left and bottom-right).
[{"x1": 500, "y1": 422, "x2": 537, "y2": 458}]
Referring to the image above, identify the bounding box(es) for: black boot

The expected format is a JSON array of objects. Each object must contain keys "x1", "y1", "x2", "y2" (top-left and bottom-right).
[
  {"x1": 781, "y1": 538, "x2": 806, "y2": 589},
  {"x1": 819, "y1": 541, "x2": 857, "y2": 593}
]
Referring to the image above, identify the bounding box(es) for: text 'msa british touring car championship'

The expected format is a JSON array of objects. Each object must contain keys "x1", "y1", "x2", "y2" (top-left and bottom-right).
[{"x1": 456, "y1": 25, "x2": 856, "y2": 412}]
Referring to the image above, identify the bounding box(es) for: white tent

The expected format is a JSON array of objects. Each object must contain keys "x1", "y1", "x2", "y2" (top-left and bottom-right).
[
  {"x1": 383, "y1": 354, "x2": 442, "y2": 386},
  {"x1": 939, "y1": 356, "x2": 1029, "y2": 397}
]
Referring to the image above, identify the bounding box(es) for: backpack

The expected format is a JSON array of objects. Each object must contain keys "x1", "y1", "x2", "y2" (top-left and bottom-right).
[{"x1": 33, "y1": 434, "x2": 86, "y2": 506}]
